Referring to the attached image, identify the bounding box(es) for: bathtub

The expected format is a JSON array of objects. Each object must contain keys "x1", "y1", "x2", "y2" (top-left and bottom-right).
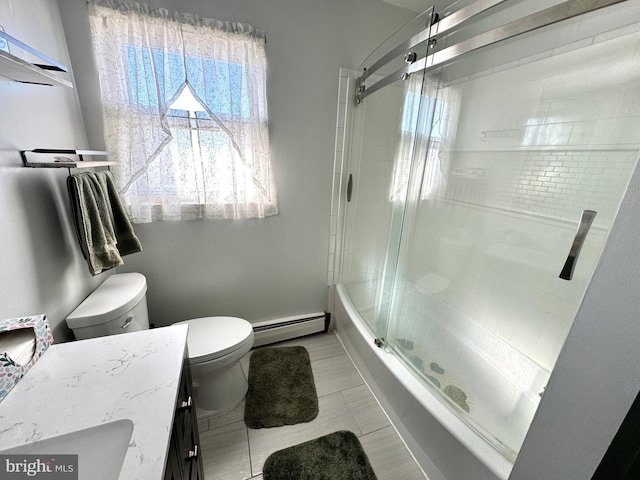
[{"x1": 333, "y1": 283, "x2": 546, "y2": 480}]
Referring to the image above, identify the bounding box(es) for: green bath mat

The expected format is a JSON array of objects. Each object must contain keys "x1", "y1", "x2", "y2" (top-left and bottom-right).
[
  {"x1": 244, "y1": 346, "x2": 319, "y2": 429},
  {"x1": 263, "y1": 430, "x2": 378, "y2": 480}
]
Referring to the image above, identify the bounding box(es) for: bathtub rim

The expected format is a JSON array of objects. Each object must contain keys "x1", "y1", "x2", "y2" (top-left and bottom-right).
[{"x1": 335, "y1": 283, "x2": 514, "y2": 480}]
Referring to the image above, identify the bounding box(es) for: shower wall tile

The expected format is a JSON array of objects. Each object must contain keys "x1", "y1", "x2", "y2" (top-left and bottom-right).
[
  {"x1": 593, "y1": 21, "x2": 640, "y2": 45},
  {"x1": 447, "y1": 149, "x2": 638, "y2": 225},
  {"x1": 522, "y1": 123, "x2": 572, "y2": 146},
  {"x1": 593, "y1": 117, "x2": 640, "y2": 145},
  {"x1": 334, "y1": 126, "x2": 345, "y2": 154},
  {"x1": 546, "y1": 91, "x2": 620, "y2": 122},
  {"x1": 550, "y1": 37, "x2": 594, "y2": 57},
  {"x1": 615, "y1": 87, "x2": 640, "y2": 117},
  {"x1": 327, "y1": 255, "x2": 335, "y2": 285},
  {"x1": 489, "y1": 59, "x2": 520, "y2": 75},
  {"x1": 336, "y1": 102, "x2": 347, "y2": 133},
  {"x1": 517, "y1": 50, "x2": 552, "y2": 67},
  {"x1": 330, "y1": 215, "x2": 338, "y2": 236},
  {"x1": 567, "y1": 121, "x2": 598, "y2": 145},
  {"x1": 337, "y1": 68, "x2": 350, "y2": 104},
  {"x1": 327, "y1": 68, "x2": 356, "y2": 289},
  {"x1": 327, "y1": 285, "x2": 336, "y2": 314},
  {"x1": 328, "y1": 233, "x2": 336, "y2": 254},
  {"x1": 406, "y1": 141, "x2": 633, "y2": 367}
]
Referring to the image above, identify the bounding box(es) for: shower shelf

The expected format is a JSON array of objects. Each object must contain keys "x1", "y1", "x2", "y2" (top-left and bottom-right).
[{"x1": 20, "y1": 149, "x2": 116, "y2": 169}]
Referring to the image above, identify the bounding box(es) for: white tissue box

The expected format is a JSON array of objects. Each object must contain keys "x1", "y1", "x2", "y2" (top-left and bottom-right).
[{"x1": 0, "y1": 314, "x2": 54, "y2": 402}]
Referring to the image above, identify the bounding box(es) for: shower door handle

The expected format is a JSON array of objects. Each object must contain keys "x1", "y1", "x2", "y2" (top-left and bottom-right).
[
  {"x1": 559, "y1": 209, "x2": 597, "y2": 281},
  {"x1": 347, "y1": 174, "x2": 353, "y2": 202}
]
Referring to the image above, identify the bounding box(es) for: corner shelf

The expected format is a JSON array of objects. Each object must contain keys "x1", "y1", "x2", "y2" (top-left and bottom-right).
[
  {"x1": 21, "y1": 149, "x2": 116, "y2": 169},
  {"x1": 0, "y1": 31, "x2": 72, "y2": 87}
]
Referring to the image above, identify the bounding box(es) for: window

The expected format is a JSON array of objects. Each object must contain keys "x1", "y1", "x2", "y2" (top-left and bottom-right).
[{"x1": 88, "y1": 1, "x2": 278, "y2": 222}]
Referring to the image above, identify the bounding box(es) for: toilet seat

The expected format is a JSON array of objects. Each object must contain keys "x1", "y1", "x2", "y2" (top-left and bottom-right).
[{"x1": 175, "y1": 316, "x2": 254, "y2": 364}]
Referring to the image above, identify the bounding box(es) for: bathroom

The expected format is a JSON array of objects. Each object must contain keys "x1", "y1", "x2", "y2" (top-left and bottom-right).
[{"x1": 1, "y1": 0, "x2": 640, "y2": 479}]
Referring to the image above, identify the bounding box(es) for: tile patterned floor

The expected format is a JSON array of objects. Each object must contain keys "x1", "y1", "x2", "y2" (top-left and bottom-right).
[{"x1": 197, "y1": 331, "x2": 427, "y2": 480}]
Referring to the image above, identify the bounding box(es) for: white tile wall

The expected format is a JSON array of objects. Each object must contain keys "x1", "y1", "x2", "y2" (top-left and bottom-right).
[
  {"x1": 446, "y1": 149, "x2": 638, "y2": 225},
  {"x1": 327, "y1": 68, "x2": 354, "y2": 289}
]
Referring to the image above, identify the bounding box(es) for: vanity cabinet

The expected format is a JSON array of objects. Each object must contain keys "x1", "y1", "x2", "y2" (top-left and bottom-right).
[
  {"x1": 0, "y1": 325, "x2": 193, "y2": 480},
  {"x1": 165, "y1": 353, "x2": 204, "y2": 480}
]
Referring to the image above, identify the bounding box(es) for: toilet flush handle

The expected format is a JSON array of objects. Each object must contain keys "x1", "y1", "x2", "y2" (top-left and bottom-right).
[{"x1": 121, "y1": 316, "x2": 133, "y2": 329}]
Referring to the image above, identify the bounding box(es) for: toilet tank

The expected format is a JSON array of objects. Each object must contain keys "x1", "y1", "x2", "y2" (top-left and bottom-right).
[{"x1": 66, "y1": 273, "x2": 149, "y2": 340}]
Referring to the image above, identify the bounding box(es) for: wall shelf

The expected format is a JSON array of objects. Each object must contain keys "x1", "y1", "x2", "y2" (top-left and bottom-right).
[
  {"x1": 21, "y1": 149, "x2": 116, "y2": 169},
  {"x1": 0, "y1": 31, "x2": 72, "y2": 87}
]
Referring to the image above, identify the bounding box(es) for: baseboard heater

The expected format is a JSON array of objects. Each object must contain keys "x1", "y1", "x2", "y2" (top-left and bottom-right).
[{"x1": 252, "y1": 312, "x2": 330, "y2": 347}]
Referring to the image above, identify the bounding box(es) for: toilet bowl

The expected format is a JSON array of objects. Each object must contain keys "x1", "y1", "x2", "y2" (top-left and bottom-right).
[{"x1": 174, "y1": 317, "x2": 254, "y2": 417}]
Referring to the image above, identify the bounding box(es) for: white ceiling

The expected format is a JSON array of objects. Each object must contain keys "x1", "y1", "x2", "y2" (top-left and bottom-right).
[{"x1": 382, "y1": 0, "x2": 455, "y2": 13}]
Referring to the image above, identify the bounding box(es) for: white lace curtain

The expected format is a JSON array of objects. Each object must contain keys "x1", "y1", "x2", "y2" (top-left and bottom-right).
[{"x1": 88, "y1": 0, "x2": 278, "y2": 222}]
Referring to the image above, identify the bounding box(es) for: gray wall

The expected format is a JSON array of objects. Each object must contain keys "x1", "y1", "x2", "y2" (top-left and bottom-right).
[
  {"x1": 57, "y1": 0, "x2": 416, "y2": 327},
  {"x1": 0, "y1": 0, "x2": 108, "y2": 342},
  {"x1": 0, "y1": 0, "x2": 413, "y2": 339}
]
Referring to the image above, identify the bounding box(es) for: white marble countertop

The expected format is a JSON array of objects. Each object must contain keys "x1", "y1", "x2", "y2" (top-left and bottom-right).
[{"x1": 0, "y1": 325, "x2": 188, "y2": 480}]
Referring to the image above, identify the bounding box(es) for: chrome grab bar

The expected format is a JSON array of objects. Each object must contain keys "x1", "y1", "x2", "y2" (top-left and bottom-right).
[{"x1": 559, "y1": 210, "x2": 597, "y2": 281}]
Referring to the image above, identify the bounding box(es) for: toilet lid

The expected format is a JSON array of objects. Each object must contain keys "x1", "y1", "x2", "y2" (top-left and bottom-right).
[{"x1": 175, "y1": 317, "x2": 254, "y2": 363}]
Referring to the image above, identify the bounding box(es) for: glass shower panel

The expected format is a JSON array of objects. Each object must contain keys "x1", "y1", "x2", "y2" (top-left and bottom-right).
[
  {"x1": 341, "y1": 70, "x2": 430, "y2": 338},
  {"x1": 385, "y1": 5, "x2": 640, "y2": 461}
]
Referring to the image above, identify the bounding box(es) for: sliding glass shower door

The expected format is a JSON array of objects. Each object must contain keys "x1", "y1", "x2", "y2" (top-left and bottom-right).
[
  {"x1": 341, "y1": 9, "x2": 434, "y2": 339},
  {"x1": 340, "y1": 0, "x2": 640, "y2": 462},
  {"x1": 384, "y1": 1, "x2": 640, "y2": 460}
]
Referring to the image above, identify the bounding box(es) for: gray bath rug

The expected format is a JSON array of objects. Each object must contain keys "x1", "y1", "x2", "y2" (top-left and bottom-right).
[
  {"x1": 244, "y1": 346, "x2": 319, "y2": 429},
  {"x1": 263, "y1": 430, "x2": 378, "y2": 480}
]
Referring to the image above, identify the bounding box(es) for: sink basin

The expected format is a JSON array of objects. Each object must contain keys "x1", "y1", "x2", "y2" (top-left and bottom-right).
[{"x1": 1, "y1": 419, "x2": 134, "y2": 480}]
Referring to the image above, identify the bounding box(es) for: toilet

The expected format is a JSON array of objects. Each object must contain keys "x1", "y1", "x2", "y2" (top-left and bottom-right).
[
  {"x1": 174, "y1": 317, "x2": 254, "y2": 416},
  {"x1": 65, "y1": 273, "x2": 255, "y2": 417},
  {"x1": 66, "y1": 273, "x2": 150, "y2": 340}
]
